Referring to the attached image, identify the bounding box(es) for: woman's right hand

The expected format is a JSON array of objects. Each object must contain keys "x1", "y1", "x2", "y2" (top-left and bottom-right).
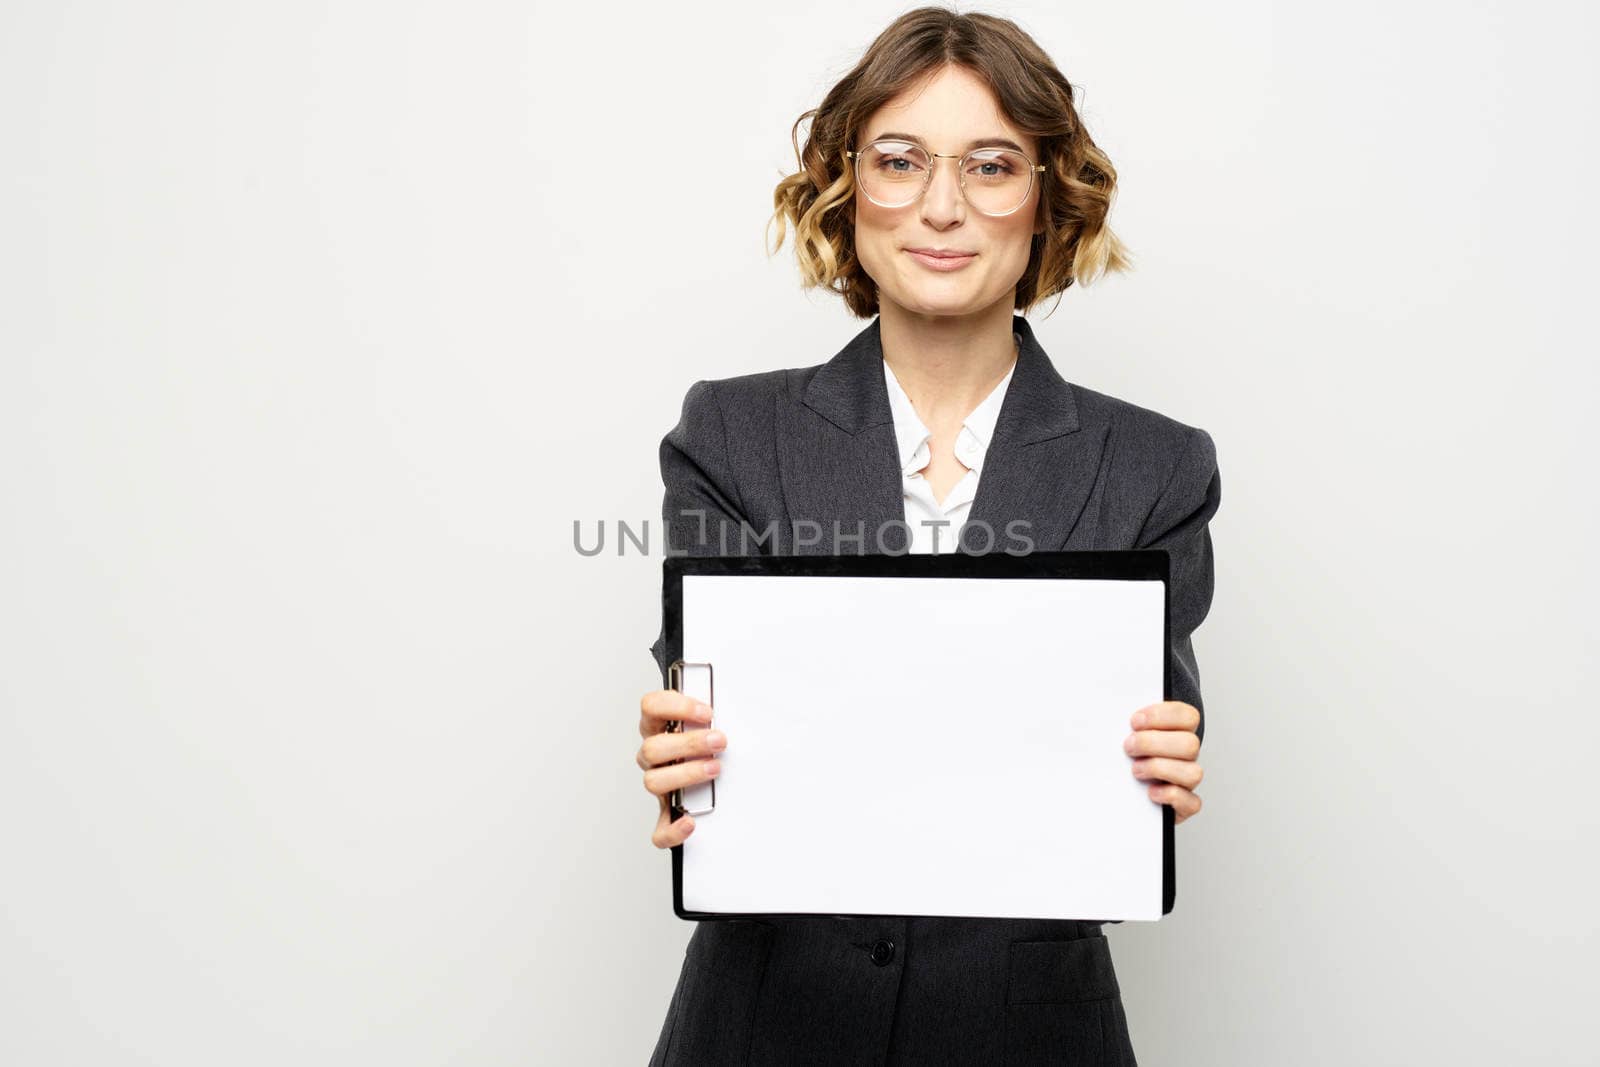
[{"x1": 637, "y1": 689, "x2": 726, "y2": 848}]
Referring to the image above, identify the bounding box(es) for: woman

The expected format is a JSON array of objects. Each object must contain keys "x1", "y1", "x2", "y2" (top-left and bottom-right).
[{"x1": 634, "y1": 9, "x2": 1219, "y2": 1064}]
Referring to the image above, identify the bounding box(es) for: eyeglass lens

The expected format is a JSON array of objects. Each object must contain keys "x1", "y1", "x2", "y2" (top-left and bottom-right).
[{"x1": 855, "y1": 139, "x2": 1034, "y2": 215}]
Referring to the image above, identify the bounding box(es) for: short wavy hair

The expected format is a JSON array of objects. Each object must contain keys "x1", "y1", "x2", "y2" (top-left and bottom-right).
[{"x1": 768, "y1": 7, "x2": 1132, "y2": 319}]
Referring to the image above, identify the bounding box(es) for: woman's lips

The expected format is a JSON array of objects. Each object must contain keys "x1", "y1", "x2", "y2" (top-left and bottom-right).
[{"x1": 906, "y1": 249, "x2": 977, "y2": 271}]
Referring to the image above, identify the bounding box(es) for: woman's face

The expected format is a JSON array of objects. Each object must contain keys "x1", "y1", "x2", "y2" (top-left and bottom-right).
[{"x1": 850, "y1": 64, "x2": 1044, "y2": 320}]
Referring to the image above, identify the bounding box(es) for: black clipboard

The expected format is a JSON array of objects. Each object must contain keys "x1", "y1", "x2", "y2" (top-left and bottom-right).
[{"x1": 660, "y1": 549, "x2": 1175, "y2": 922}]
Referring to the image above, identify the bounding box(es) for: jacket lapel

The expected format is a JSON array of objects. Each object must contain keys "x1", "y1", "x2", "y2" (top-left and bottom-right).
[
  {"x1": 776, "y1": 314, "x2": 1107, "y2": 555},
  {"x1": 776, "y1": 318, "x2": 907, "y2": 554},
  {"x1": 965, "y1": 315, "x2": 1108, "y2": 552}
]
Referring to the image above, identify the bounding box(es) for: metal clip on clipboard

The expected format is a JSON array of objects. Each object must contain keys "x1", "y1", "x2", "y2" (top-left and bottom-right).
[{"x1": 665, "y1": 660, "x2": 716, "y2": 816}]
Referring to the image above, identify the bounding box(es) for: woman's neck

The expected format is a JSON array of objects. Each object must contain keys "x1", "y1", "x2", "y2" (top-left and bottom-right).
[{"x1": 878, "y1": 300, "x2": 1020, "y2": 427}]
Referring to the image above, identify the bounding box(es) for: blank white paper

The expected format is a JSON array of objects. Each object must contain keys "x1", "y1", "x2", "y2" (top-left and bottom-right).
[{"x1": 679, "y1": 572, "x2": 1168, "y2": 922}]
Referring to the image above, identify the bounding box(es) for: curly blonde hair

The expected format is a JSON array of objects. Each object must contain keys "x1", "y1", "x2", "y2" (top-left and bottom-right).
[{"x1": 768, "y1": 7, "x2": 1132, "y2": 319}]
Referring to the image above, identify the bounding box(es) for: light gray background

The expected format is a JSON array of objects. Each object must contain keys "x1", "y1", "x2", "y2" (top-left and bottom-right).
[{"x1": 2, "y1": 1, "x2": 1594, "y2": 1063}]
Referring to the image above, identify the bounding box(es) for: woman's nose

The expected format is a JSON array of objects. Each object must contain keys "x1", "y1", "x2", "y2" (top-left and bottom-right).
[{"x1": 921, "y1": 156, "x2": 966, "y2": 220}]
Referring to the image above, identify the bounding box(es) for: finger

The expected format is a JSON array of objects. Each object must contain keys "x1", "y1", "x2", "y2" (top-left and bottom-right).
[
  {"x1": 1130, "y1": 701, "x2": 1201, "y2": 732},
  {"x1": 651, "y1": 807, "x2": 697, "y2": 849},
  {"x1": 1147, "y1": 782, "x2": 1202, "y2": 824},
  {"x1": 1130, "y1": 755, "x2": 1204, "y2": 791},
  {"x1": 642, "y1": 754, "x2": 723, "y2": 798},
  {"x1": 1123, "y1": 729, "x2": 1200, "y2": 761},
  {"x1": 638, "y1": 727, "x2": 727, "y2": 771},
  {"x1": 639, "y1": 690, "x2": 714, "y2": 736},
  {"x1": 640, "y1": 688, "x2": 713, "y2": 724}
]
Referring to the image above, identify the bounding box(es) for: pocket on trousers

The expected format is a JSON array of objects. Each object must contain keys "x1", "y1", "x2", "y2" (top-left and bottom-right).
[
  {"x1": 1006, "y1": 934, "x2": 1120, "y2": 1004},
  {"x1": 656, "y1": 920, "x2": 776, "y2": 1066},
  {"x1": 1003, "y1": 935, "x2": 1124, "y2": 1066}
]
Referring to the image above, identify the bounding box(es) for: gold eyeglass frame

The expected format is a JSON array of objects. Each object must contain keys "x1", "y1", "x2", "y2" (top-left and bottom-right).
[{"x1": 845, "y1": 138, "x2": 1048, "y2": 217}]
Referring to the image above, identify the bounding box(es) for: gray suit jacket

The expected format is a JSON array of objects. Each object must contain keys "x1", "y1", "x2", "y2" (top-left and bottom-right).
[{"x1": 646, "y1": 314, "x2": 1220, "y2": 1065}]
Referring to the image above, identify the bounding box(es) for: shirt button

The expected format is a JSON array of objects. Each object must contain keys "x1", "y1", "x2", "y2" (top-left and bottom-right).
[{"x1": 869, "y1": 939, "x2": 896, "y2": 966}]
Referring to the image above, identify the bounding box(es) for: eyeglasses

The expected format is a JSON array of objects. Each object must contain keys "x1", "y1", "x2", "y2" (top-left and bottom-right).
[{"x1": 845, "y1": 138, "x2": 1047, "y2": 217}]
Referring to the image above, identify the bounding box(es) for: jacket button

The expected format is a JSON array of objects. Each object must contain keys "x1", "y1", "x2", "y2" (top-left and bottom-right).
[{"x1": 869, "y1": 939, "x2": 896, "y2": 966}]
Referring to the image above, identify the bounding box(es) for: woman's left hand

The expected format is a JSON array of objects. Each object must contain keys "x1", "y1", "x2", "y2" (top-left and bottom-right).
[{"x1": 1124, "y1": 701, "x2": 1204, "y2": 824}]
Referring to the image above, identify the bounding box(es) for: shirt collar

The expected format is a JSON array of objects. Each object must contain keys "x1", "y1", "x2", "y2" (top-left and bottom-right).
[{"x1": 881, "y1": 333, "x2": 1019, "y2": 477}]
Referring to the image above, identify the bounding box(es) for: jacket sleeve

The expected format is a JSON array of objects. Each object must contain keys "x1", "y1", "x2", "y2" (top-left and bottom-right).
[
  {"x1": 1091, "y1": 427, "x2": 1219, "y2": 929},
  {"x1": 1134, "y1": 426, "x2": 1222, "y2": 748},
  {"x1": 648, "y1": 379, "x2": 760, "y2": 679}
]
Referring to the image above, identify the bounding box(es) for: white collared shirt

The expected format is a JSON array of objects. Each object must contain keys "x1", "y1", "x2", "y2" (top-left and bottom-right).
[{"x1": 882, "y1": 336, "x2": 1018, "y2": 554}]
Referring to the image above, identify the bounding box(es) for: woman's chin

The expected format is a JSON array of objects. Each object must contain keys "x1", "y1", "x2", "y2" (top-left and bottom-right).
[
  {"x1": 866, "y1": 253, "x2": 992, "y2": 314},
  {"x1": 892, "y1": 285, "x2": 988, "y2": 317}
]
